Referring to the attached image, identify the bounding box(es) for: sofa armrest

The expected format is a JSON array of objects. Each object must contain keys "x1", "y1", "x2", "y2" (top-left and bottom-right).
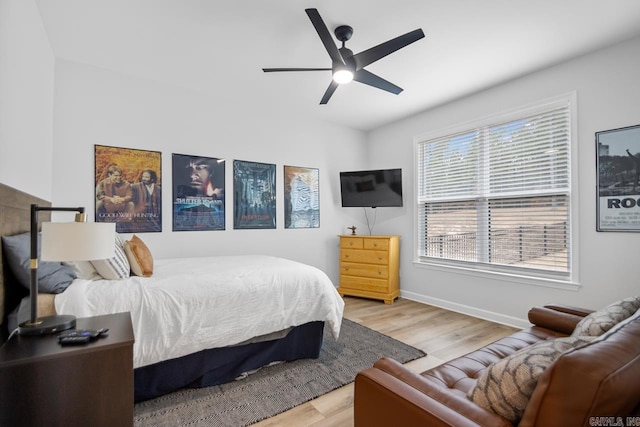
[
  {"x1": 527, "y1": 305, "x2": 592, "y2": 335},
  {"x1": 542, "y1": 304, "x2": 594, "y2": 317},
  {"x1": 354, "y1": 358, "x2": 511, "y2": 427}
]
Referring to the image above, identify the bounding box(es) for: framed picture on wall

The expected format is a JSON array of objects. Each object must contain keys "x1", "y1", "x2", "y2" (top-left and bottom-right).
[
  {"x1": 94, "y1": 145, "x2": 162, "y2": 233},
  {"x1": 233, "y1": 160, "x2": 276, "y2": 229},
  {"x1": 284, "y1": 165, "x2": 319, "y2": 229},
  {"x1": 171, "y1": 153, "x2": 225, "y2": 231},
  {"x1": 596, "y1": 123, "x2": 640, "y2": 232}
]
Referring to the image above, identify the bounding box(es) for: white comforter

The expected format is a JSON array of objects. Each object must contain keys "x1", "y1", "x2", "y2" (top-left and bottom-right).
[{"x1": 55, "y1": 255, "x2": 344, "y2": 368}]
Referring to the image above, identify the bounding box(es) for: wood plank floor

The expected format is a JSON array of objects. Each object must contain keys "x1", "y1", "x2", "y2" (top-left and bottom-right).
[{"x1": 253, "y1": 296, "x2": 518, "y2": 427}]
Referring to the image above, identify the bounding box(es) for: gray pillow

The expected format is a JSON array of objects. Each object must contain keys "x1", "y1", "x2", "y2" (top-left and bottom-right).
[
  {"x1": 1, "y1": 232, "x2": 76, "y2": 294},
  {"x1": 572, "y1": 296, "x2": 640, "y2": 337},
  {"x1": 467, "y1": 335, "x2": 595, "y2": 423}
]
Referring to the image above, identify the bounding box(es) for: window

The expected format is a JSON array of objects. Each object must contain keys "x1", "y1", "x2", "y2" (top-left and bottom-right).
[{"x1": 415, "y1": 96, "x2": 573, "y2": 280}]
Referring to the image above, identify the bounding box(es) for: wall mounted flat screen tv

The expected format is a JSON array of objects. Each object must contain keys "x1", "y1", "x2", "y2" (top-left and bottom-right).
[{"x1": 340, "y1": 168, "x2": 403, "y2": 207}]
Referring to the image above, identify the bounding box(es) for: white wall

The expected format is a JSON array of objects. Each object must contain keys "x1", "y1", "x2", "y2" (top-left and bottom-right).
[
  {"x1": 4, "y1": 2, "x2": 638, "y2": 325},
  {"x1": 0, "y1": 0, "x2": 54, "y2": 200},
  {"x1": 50, "y1": 60, "x2": 367, "y2": 282},
  {"x1": 367, "y1": 35, "x2": 640, "y2": 326}
]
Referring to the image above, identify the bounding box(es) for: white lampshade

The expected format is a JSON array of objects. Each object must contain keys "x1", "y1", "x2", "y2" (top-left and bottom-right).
[{"x1": 41, "y1": 222, "x2": 115, "y2": 261}]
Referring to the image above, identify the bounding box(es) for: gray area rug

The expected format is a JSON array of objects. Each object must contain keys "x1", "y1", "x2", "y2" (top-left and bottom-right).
[{"x1": 134, "y1": 318, "x2": 426, "y2": 426}]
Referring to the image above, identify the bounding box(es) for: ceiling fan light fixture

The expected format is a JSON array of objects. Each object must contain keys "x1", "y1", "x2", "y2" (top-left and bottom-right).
[{"x1": 333, "y1": 68, "x2": 354, "y2": 84}]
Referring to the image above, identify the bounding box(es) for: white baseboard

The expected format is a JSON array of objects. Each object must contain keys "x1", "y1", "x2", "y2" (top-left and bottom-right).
[{"x1": 400, "y1": 290, "x2": 532, "y2": 329}]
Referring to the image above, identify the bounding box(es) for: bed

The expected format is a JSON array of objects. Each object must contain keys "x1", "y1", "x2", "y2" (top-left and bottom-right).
[{"x1": 0, "y1": 183, "x2": 344, "y2": 402}]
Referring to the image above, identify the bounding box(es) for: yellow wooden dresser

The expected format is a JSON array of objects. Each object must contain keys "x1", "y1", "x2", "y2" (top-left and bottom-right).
[{"x1": 338, "y1": 235, "x2": 400, "y2": 304}]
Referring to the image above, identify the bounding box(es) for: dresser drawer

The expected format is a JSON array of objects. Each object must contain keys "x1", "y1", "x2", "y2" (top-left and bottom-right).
[
  {"x1": 340, "y1": 237, "x2": 363, "y2": 249},
  {"x1": 341, "y1": 262, "x2": 389, "y2": 279},
  {"x1": 363, "y1": 238, "x2": 390, "y2": 250},
  {"x1": 341, "y1": 249, "x2": 389, "y2": 265},
  {"x1": 340, "y1": 275, "x2": 389, "y2": 293}
]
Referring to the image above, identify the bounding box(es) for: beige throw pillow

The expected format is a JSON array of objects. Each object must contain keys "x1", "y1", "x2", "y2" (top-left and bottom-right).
[{"x1": 124, "y1": 234, "x2": 153, "y2": 277}]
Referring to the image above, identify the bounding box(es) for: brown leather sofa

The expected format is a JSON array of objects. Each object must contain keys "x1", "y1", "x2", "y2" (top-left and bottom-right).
[{"x1": 354, "y1": 302, "x2": 640, "y2": 426}]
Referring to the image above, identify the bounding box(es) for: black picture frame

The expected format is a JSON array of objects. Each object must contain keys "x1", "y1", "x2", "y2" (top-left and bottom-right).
[
  {"x1": 233, "y1": 160, "x2": 276, "y2": 229},
  {"x1": 596, "y1": 124, "x2": 640, "y2": 232},
  {"x1": 284, "y1": 165, "x2": 319, "y2": 229},
  {"x1": 94, "y1": 145, "x2": 162, "y2": 233},
  {"x1": 171, "y1": 153, "x2": 226, "y2": 231}
]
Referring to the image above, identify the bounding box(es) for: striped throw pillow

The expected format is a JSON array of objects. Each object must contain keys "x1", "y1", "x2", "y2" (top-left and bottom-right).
[{"x1": 91, "y1": 234, "x2": 130, "y2": 280}]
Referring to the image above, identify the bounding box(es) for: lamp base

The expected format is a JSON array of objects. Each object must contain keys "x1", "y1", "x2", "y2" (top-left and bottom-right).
[{"x1": 19, "y1": 314, "x2": 77, "y2": 335}]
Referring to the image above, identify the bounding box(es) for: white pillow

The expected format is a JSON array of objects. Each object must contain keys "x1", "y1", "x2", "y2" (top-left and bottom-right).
[
  {"x1": 91, "y1": 234, "x2": 130, "y2": 280},
  {"x1": 63, "y1": 261, "x2": 101, "y2": 281}
]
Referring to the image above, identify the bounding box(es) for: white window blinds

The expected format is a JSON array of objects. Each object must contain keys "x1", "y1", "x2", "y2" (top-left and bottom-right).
[{"x1": 416, "y1": 98, "x2": 572, "y2": 278}]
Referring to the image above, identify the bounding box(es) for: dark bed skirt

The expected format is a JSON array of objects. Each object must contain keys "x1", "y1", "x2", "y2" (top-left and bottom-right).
[{"x1": 134, "y1": 321, "x2": 325, "y2": 402}]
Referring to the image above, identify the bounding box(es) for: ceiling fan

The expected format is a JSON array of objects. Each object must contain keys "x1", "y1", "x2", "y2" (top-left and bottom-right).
[{"x1": 262, "y1": 8, "x2": 425, "y2": 105}]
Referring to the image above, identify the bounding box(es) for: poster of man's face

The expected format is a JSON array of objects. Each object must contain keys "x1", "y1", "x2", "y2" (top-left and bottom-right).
[
  {"x1": 94, "y1": 145, "x2": 162, "y2": 233},
  {"x1": 172, "y1": 153, "x2": 225, "y2": 231}
]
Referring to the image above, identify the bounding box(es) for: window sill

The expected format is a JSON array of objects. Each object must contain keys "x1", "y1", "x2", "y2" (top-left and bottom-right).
[{"x1": 413, "y1": 259, "x2": 581, "y2": 291}]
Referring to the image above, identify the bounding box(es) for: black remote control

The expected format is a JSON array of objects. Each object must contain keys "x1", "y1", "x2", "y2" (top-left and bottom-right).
[
  {"x1": 58, "y1": 328, "x2": 109, "y2": 341},
  {"x1": 59, "y1": 330, "x2": 98, "y2": 339},
  {"x1": 59, "y1": 336, "x2": 91, "y2": 345}
]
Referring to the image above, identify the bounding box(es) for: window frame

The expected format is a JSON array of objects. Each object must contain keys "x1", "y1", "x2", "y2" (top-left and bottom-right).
[{"x1": 413, "y1": 93, "x2": 580, "y2": 289}]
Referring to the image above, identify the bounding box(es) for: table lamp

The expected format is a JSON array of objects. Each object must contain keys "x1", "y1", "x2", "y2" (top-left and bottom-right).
[{"x1": 18, "y1": 204, "x2": 115, "y2": 335}]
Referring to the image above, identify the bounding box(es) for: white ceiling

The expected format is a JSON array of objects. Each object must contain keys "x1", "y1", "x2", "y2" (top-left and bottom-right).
[{"x1": 35, "y1": 0, "x2": 640, "y2": 131}]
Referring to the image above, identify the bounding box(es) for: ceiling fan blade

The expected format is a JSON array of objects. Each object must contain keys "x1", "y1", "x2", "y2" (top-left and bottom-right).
[
  {"x1": 320, "y1": 80, "x2": 339, "y2": 104},
  {"x1": 352, "y1": 28, "x2": 425, "y2": 70},
  {"x1": 305, "y1": 8, "x2": 345, "y2": 66},
  {"x1": 262, "y1": 68, "x2": 331, "y2": 72},
  {"x1": 354, "y1": 69, "x2": 403, "y2": 95}
]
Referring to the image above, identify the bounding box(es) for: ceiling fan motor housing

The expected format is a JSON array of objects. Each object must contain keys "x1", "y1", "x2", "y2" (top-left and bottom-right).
[
  {"x1": 338, "y1": 47, "x2": 356, "y2": 71},
  {"x1": 334, "y1": 25, "x2": 353, "y2": 43}
]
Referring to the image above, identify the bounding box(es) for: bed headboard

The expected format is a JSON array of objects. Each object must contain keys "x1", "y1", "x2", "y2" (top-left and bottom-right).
[{"x1": 0, "y1": 183, "x2": 51, "y2": 339}]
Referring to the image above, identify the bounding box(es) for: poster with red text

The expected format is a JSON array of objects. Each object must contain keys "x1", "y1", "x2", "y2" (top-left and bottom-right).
[{"x1": 95, "y1": 145, "x2": 162, "y2": 233}]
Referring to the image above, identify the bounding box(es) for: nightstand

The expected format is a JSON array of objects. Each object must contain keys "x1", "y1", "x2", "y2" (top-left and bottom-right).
[{"x1": 0, "y1": 312, "x2": 135, "y2": 427}]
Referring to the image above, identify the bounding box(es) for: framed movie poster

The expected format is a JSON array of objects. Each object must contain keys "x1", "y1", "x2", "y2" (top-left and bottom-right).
[
  {"x1": 284, "y1": 165, "x2": 319, "y2": 229},
  {"x1": 233, "y1": 160, "x2": 276, "y2": 229},
  {"x1": 596, "y1": 124, "x2": 640, "y2": 232},
  {"x1": 95, "y1": 145, "x2": 162, "y2": 233},
  {"x1": 172, "y1": 153, "x2": 225, "y2": 231}
]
